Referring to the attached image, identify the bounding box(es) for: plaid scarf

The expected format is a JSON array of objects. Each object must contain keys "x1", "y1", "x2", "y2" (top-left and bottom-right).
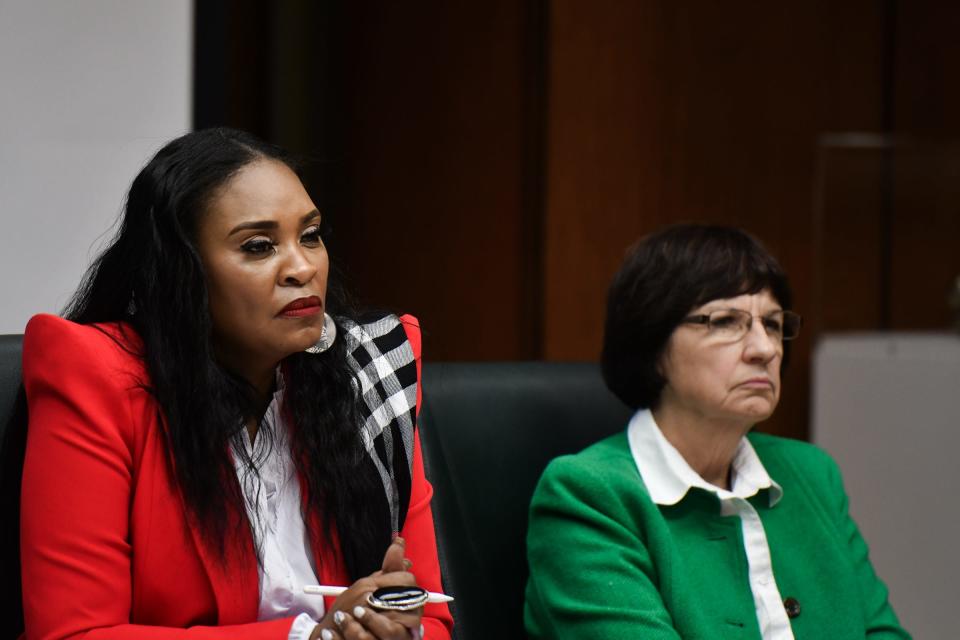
[{"x1": 340, "y1": 314, "x2": 418, "y2": 534}]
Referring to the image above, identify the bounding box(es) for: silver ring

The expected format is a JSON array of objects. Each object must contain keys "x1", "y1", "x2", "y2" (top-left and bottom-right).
[{"x1": 366, "y1": 586, "x2": 429, "y2": 612}]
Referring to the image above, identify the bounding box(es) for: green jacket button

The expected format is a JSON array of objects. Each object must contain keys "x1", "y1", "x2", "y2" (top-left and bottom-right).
[{"x1": 784, "y1": 597, "x2": 801, "y2": 619}]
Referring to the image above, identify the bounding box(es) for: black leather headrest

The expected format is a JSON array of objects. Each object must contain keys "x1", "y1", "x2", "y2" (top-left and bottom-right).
[
  {"x1": 0, "y1": 335, "x2": 23, "y2": 435},
  {"x1": 419, "y1": 362, "x2": 630, "y2": 640},
  {"x1": 0, "y1": 334, "x2": 25, "y2": 638}
]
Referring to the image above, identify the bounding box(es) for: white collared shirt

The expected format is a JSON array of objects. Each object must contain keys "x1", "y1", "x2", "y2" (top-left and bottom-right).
[
  {"x1": 232, "y1": 379, "x2": 323, "y2": 640},
  {"x1": 626, "y1": 409, "x2": 794, "y2": 640}
]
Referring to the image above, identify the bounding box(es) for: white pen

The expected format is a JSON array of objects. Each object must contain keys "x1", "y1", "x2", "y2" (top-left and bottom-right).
[{"x1": 303, "y1": 585, "x2": 454, "y2": 603}]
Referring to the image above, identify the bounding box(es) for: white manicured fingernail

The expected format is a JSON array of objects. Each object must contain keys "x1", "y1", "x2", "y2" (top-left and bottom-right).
[
  {"x1": 353, "y1": 605, "x2": 366, "y2": 619},
  {"x1": 333, "y1": 610, "x2": 346, "y2": 626},
  {"x1": 320, "y1": 629, "x2": 333, "y2": 640}
]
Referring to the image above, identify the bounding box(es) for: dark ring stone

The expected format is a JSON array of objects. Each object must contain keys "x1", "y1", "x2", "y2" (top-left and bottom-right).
[{"x1": 366, "y1": 586, "x2": 429, "y2": 612}]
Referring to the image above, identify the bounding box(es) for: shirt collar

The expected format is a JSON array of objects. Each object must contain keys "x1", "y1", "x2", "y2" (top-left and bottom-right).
[{"x1": 626, "y1": 408, "x2": 783, "y2": 507}]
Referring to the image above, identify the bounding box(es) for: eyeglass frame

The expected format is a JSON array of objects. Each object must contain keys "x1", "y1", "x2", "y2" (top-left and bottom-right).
[{"x1": 681, "y1": 308, "x2": 802, "y2": 342}]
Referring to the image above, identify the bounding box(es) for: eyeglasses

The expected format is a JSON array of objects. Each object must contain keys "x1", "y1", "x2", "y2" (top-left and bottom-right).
[{"x1": 682, "y1": 309, "x2": 802, "y2": 342}]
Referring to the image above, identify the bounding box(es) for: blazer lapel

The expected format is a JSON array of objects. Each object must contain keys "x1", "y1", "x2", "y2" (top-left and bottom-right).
[{"x1": 186, "y1": 499, "x2": 261, "y2": 624}]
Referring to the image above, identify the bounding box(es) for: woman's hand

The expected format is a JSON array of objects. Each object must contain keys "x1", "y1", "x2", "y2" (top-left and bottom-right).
[{"x1": 309, "y1": 537, "x2": 425, "y2": 640}]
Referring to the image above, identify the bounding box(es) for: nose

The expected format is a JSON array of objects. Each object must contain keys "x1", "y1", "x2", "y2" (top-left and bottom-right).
[
  {"x1": 279, "y1": 243, "x2": 318, "y2": 286},
  {"x1": 742, "y1": 319, "x2": 779, "y2": 363}
]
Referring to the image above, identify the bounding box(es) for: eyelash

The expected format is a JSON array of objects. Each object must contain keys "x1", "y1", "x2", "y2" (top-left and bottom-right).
[
  {"x1": 240, "y1": 223, "x2": 328, "y2": 255},
  {"x1": 301, "y1": 224, "x2": 324, "y2": 245},
  {"x1": 241, "y1": 238, "x2": 274, "y2": 255}
]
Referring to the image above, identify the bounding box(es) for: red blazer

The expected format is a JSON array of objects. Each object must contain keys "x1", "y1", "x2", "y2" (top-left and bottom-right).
[{"x1": 20, "y1": 314, "x2": 453, "y2": 640}]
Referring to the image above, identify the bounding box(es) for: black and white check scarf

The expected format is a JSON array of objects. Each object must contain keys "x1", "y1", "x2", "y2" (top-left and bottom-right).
[{"x1": 340, "y1": 314, "x2": 418, "y2": 534}]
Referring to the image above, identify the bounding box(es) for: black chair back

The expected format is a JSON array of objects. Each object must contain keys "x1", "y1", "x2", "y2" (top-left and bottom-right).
[
  {"x1": 419, "y1": 362, "x2": 631, "y2": 640},
  {"x1": 0, "y1": 334, "x2": 26, "y2": 639}
]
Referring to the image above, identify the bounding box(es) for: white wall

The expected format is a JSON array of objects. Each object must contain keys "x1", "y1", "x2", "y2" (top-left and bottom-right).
[
  {"x1": 0, "y1": 0, "x2": 191, "y2": 333},
  {"x1": 813, "y1": 333, "x2": 960, "y2": 639}
]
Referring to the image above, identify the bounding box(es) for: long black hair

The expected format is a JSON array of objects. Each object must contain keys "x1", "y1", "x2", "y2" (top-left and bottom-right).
[{"x1": 63, "y1": 127, "x2": 389, "y2": 579}]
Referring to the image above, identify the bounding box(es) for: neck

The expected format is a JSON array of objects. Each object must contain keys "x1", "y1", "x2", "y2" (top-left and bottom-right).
[
  {"x1": 651, "y1": 402, "x2": 751, "y2": 490},
  {"x1": 247, "y1": 369, "x2": 276, "y2": 406},
  {"x1": 241, "y1": 372, "x2": 275, "y2": 443},
  {"x1": 213, "y1": 344, "x2": 277, "y2": 442}
]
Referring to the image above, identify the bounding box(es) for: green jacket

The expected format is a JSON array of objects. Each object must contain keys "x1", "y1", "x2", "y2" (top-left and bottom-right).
[{"x1": 524, "y1": 431, "x2": 910, "y2": 639}]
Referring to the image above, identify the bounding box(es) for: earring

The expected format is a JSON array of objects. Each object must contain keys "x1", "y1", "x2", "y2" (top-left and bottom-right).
[{"x1": 305, "y1": 313, "x2": 337, "y2": 354}]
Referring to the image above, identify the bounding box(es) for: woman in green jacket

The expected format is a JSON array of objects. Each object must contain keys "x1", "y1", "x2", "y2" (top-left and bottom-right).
[{"x1": 524, "y1": 224, "x2": 910, "y2": 639}]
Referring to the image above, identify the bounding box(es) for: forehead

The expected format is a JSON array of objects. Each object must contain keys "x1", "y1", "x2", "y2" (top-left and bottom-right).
[
  {"x1": 203, "y1": 159, "x2": 314, "y2": 226},
  {"x1": 693, "y1": 289, "x2": 782, "y2": 312}
]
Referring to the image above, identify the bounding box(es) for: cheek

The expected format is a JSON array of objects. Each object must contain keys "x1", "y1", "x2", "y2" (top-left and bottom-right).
[
  {"x1": 685, "y1": 351, "x2": 746, "y2": 406},
  {"x1": 701, "y1": 360, "x2": 738, "y2": 400},
  {"x1": 317, "y1": 254, "x2": 330, "y2": 290},
  {"x1": 666, "y1": 350, "x2": 727, "y2": 402},
  {"x1": 205, "y1": 260, "x2": 275, "y2": 326}
]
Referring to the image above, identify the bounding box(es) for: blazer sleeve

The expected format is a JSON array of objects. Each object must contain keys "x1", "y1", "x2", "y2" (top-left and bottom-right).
[
  {"x1": 20, "y1": 315, "x2": 298, "y2": 640},
  {"x1": 524, "y1": 456, "x2": 683, "y2": 640},
  {"x1": 397, "y1": 315, "x2": 454, "y2": 640},
  {"x1": 820, "y1": 454, "x2": 911, "y2": 639}
]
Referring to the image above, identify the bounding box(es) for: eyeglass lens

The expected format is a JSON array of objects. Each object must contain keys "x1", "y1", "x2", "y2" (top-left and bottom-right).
[{"x1": 709, "y1": 310, "x2": 801, "y2": 340}]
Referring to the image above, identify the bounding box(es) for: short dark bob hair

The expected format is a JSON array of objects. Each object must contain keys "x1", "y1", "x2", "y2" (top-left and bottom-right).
[{"x1": 601, "y1": 223, "x2": 793, "y2": 410}]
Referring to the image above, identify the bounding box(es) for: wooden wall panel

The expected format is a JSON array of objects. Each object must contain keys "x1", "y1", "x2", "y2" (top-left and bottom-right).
[
  {"x1": 542, "y1": 2, "x2": 650, "y2": 359},
  {"x1": 889, "y1": 146, "x2": 960, "y2": 329},
  {"x1": 890, "y1": 5, "x2": 960, "y2": 331},
  {"x1": 894, "y1": 4, "x2": 960, "y2": 136},
  {"x1": 196, "y1": 2, "x2": 960, "y2": 441},
  {"x1": 814, "y1": 145, "x2": 886, "y2": 333},
  {"x1": 542, "y1": 3, "x2": 884, "y2": 440},
  {"x1": 323, "y1": 3, "x2": 542, "y2": 361}
]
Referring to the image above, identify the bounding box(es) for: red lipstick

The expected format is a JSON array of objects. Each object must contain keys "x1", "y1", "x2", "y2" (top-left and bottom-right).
[{"x1": 279, "y1": 296, "x2": 322, "y2": 318}]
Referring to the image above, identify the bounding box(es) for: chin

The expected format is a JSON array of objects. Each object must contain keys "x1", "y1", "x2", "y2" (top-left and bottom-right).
[
  {"x1": 294, "y1": 333, "x2": 324, "y2": 354},
  {"x1": 276, "y1": 327, "x2": 324, "y2": 357},
  {"x1": 745, "y1": 405, "x2": 777, "y2": 424},
  {"x1": 300, "y1": 321, "x2": 325, "y2": 341},
  {"x1": 728, "y1": 399, "x2": 777, "y2": 425}
]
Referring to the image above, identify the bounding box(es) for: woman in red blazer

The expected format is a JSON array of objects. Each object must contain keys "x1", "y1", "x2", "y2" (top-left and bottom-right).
[{"x1": 20, "y1": 129, "x2": 453, "y2": 640}]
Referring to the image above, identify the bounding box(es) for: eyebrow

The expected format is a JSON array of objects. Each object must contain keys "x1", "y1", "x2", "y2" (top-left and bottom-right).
[
  {"x1": 227, "y1": 209, "x2": 321, "y2": 236},
  {"x1": 698, "y1": 304, "x2": 784, "y2": 315}
]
